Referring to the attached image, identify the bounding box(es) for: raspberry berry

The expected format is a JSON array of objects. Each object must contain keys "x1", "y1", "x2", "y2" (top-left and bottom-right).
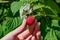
[{"x1": 27, "y1": 16, "x2": 35, "y2": 26}]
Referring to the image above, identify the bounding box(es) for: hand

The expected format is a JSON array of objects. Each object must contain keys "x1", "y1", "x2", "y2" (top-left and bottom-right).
[{"x1": 1, "y1": 19, "x2": 41, "y2": 40}]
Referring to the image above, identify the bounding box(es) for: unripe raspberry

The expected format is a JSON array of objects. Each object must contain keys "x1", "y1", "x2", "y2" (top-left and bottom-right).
[{"x1": 27, "y1": 16, "x2": 35, "y2": 26}]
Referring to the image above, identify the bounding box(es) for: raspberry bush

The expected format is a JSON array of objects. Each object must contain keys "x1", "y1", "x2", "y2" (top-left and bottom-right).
[{"x1": 0, "y1": 0, "x2": 60, "y2": 40}]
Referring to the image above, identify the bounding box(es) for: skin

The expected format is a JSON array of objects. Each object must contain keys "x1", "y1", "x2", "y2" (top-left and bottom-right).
[{"x1": 1, "y1": 19, "x2": 41, "y2": 40}]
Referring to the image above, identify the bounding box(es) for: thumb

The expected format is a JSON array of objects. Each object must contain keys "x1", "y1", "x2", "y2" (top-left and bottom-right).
[{"x1": 8, "y1": 19, "x2": 27, "y2": 36}]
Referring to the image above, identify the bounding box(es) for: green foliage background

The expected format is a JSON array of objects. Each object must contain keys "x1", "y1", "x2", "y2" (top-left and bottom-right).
[{"x1": 0, "y1": 0, "x2": 60, "y2": 40}]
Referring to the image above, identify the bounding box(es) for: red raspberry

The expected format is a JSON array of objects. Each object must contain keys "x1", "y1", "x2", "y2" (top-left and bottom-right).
[{"x1": 27, "y1": 16, "x2": 35, "y2": 26}]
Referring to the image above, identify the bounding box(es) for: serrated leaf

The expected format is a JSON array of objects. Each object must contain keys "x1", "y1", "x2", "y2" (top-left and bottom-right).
[
  {"x1": 0, "y1": 17, "x2": 22, "y2": 38},
  {"x1": 45, "y1": 29, "x2": 57, "y2": 40},
  {"x1": 45, "y1": 1, "x2": 60, "y2": 15},
  {"x1": 52, "y1": 20, "x2": 59, "y2": 27},
  {"x1": 33, "y1": 1, "x2": 60, "y2": 15},
  {"x1": 11, "y1": 1, "x2": 27, "y2": 16},
  {"x1": 33, "y1": 3, "x2": 45, "y2": 10}
]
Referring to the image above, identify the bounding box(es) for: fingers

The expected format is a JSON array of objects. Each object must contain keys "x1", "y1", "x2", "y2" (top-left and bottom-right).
[
  {"x1": 17, "y1": 30, "x2": 31, "y2": 40},
  {"x1": 33, "y1": 22, "x2": 40, "y2": 36},
  {"x1": 29, "y1": 21, "x2": 37, "y2": 33},
  {"x1": 32, "y1": 22, "x2": 40, "y2": 40},
  {"x1": 17, "y1": 21, "x2": 36, "y2": 40},
  {"x1": 31, "y1": 36, "x2": 36, "y2": 40},
  {"x1": 36, "y1": 31, "x2": 41, "y2": 40},
  {"x1": 25, "y1": 31, "x2": 41, "y2": 40},
  {"x1": 9, "y1": 19, "x2": 27, "y2": 36},
  {"x1": 26, "y1": 35, "x2": 32, "y2": 40}
]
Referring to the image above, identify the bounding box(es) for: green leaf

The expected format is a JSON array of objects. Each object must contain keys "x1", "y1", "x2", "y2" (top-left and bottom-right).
[
  {"x1": 20, "y1": 0, "x2": 28, "y2": 1},
  {"x1": 11, "y1": 1, "x2": 27, "y2": 15},
  {"x1": 0, "y1": 24, "x2": 2, "y2": 38},
  {"x1": 55, "y1": 30, "x2": 60, "y2": 39},
  {"x1": 41, "y1": 36, "x2": 43, "y2": 40},
  {"x1": 0, "y1": 17, "x2": 22, "y2": 38},
  {"x1": 45, "y1": 1, "x2": 60, "y2": 15},
  {"x1": 33, "y1": 3, "x2": 45, "y2": 10},
  {"x1": 0, "y1": 9, "x2": 2, "y2": 15},
  {"x1": 51, "y1": 20, "x2": 59, "y2": 27},
  {"x1": 30, "y1": 0, "x2": 38, "y2": 3},
  {"x1": 56, "y1": 0, "x2": 60, "y2": 3},
  {"x1": 33, "y1": 1, "x2": 60, "y2": 15},
  {"x1": 53, "y1": 30, "x2": 58, "y2": 40},
  {"x1": 45, "y1": 29, "x2": 57, "y2": 40}
]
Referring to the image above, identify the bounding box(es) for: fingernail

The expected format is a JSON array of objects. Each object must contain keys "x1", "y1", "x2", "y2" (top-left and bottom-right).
[{"x1": 38, "y1": 22, "x2": 40, "y2": 25}]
